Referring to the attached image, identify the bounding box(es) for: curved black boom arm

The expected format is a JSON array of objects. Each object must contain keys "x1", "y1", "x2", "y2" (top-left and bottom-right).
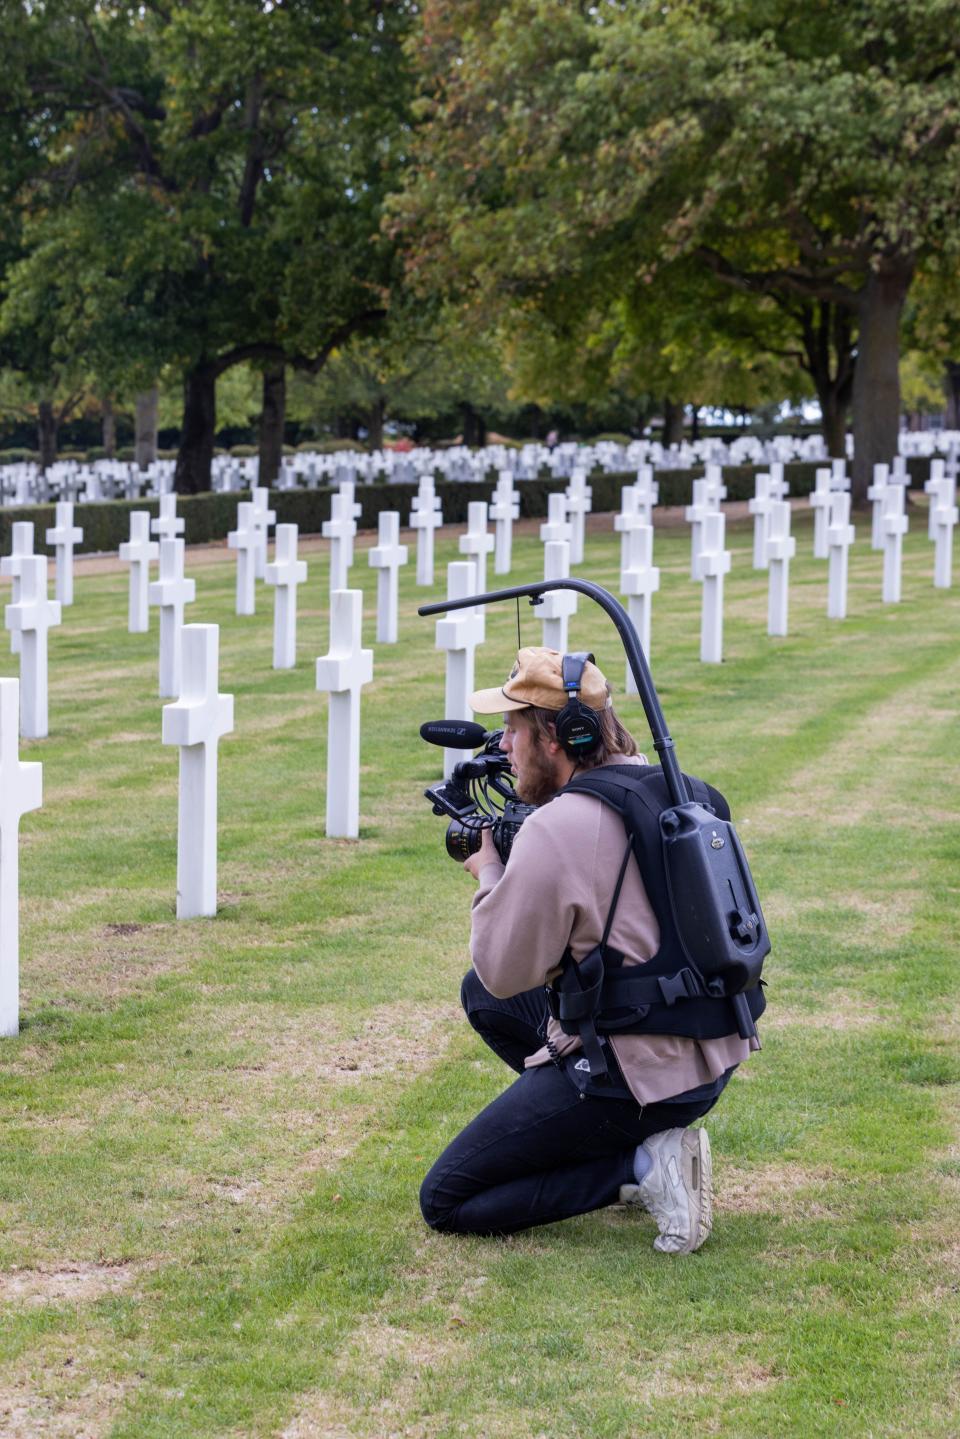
[{"x1": 418, "y1": 579, "x2": 690, "y2": 807}]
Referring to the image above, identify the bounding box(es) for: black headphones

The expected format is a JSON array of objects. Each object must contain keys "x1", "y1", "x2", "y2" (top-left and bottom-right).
[{"x1": 554, "y1": 652, "x2": 603, "y2": 759}]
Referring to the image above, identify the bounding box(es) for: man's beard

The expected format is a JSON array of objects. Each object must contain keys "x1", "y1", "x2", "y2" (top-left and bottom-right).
[{"x1": 514, "y1": 739, "x2": 562, "y2": 807}]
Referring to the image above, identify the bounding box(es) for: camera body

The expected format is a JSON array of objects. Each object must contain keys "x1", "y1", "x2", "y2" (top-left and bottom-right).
[{"x1": 422, "y1": 728, "x2": 537, "y2": 863}]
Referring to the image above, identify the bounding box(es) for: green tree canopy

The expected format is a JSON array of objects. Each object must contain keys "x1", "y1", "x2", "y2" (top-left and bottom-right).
[
  {"x1": 392, "y1": 0, "x2": 960, "y2": 494},
  {"x1": 2, "y1": 0, "x2": 415, "y2": 488}
]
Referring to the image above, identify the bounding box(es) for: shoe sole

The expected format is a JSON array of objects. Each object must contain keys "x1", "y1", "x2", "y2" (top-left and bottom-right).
[{"x1": 679, "y1": 1126, "x2": 712, "y2": 1254}]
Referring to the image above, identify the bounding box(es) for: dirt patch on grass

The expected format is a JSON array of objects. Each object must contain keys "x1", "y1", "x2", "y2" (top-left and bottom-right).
[
  {"x1": 760, "y1": 989, "x2": 884, "y2": 1032},
  {"x1": 625, "y1": 1342, "x2": 780, "y2": 1405},
  {"x1": 716, "y1": 1162, "x2": 842, "y2": 1219},
  {"x1": 0, "y1": 1261, "x2": 139, "y2": 1306},
  {"x1": 0, "y1": 1378, "x2": 130, "y2": 1439},
  {"x1": 211, "y1": 999, "x2": 463, "y2": 1084},
  {"x1": 284, "y1": 1316, "x2": 463, "y2": 1438},
  {"x1": 19, "y1": 914, "x2": 204, "y2": 1009}
]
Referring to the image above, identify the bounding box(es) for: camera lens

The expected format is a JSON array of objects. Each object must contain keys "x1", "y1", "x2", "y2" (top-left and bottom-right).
[{"x1": 445, "y1": 819, "x2": 482, "y2": 862}]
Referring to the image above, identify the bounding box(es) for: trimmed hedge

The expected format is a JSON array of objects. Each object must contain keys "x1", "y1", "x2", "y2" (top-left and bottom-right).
[{"x1": 0, "y1": 457, "x2": 934, "y2": 557}]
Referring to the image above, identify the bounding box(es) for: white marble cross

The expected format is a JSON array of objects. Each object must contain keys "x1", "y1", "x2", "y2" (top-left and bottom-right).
[
  {"x1": 698, "y1": 510, "x2": 731, "y2": 663},
  {"x1": 925, "y1": 458, "x2": 945, "y2": 542},
  {"x1": 810, "y1": 468, "x2": 833, "y2": 560},
  {"x1": 251, "y1": 485, "x2": 277, "y2": 581},
  {"x1": 265, "y1": 523, "x2": 308, "y2": 668},
  {"x1": 0, "y1": 679, "x2": 42, "y2": 1037},
  {"x1": 322, "y1": 492, "x2": 355, "y2": 594},
  {"x1": 766, "y1": 500, "x2": 796, "y2": 637},
  {"x1": 930, "y1": 474, "x2": 958, "y2": 589},
  {"x1": 368, "y1": 510, "x2": 408, "y2": 644},
  {"x1": 634, "y1": 466, "x2": 659, "y2": 525},
  {"x1": 826, "y1": 491, "x2": 855, "y2": 620},
  {"x1": 767, "y1": 462, "x2": 789, "y2": 502},
  {"x1": 867, "y1": 463, "x2": 890, "y2": 550},
  {"x1": 148, "y1": 538, "x2": 196, "y2": 698},
  {"x1": 45, "y1": 500, "x2": 83, "y2": 607},
  {"x1": 337, "y1": 480, "x2": 363, "y2": 570},
  {"x1": 540, "y1": 540, "x2": 577, "y2": 653},
  {"x1": 614, "y1": 487, "x2": 644, "y2": 574},
  {"x1": 315, "y1": 589, "x2": 374, "y2": 838},
  {"x1": 410, "y1": 479, "x2": 443, "y2": 587},
  {"x1": 881, "y1": 483, "x2": 909, "y2": 604},
  {"x1": 564, "y1": 469, "x2": 593, "y2": 566},
  {"x1": 490, "y1": 472, "x2": 520, "y2": 575},
  {"x1": 161, "y1": 624, "x2": 234, "y2": 919},
  {"x1": 119, "y1": 511, "x2": 159, "y2": 633},
  {"x1": 459, "y1": 500, "x2": 495, "y2": 597},
  {"x1": 1, "y1": 522, "x2": 34, "y2": 655},
  {"x1": 5, "y1": 556, "x2": 61, "y2": 739},
  {"x1": 435, "y1": 561, "x2": 485, "y2": 780},
  {"x1": 686, "y1": 478, "x2": 717, "y2": 580},
  {"x1": 703, "y1": 463, "x2": 728, "y2": 504},
  {"x1": 748, "y1": 473, "x2": 774, "y2": 570},
  {"x1": 621, "y1": 521, "x2": 659, "y2": 684},
  {"x1": 539, "y1": 491, "x2": 572, "y2": 549},
  {"x1": 227, "y1": 501, "x2": 258, "y2": 616},
  {"x1": 831, "y1": 458, "x2": 850, "y2": 491},
  {"x1": 151, "y1": 492, "x2": 185, "y2": 544}
]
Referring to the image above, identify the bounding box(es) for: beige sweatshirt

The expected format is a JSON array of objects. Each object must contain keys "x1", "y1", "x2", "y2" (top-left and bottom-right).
[{"x1": 470, "y1": 755, "x2": 758, "y2": 1105}]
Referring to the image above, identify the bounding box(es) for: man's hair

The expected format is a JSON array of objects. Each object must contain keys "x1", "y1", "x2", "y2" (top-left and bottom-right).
[{"x1": 521, "y1": 696, "x2": 639, "y2": 770}]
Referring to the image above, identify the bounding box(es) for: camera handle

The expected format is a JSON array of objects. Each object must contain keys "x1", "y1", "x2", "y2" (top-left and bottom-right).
[{"x1": 419, "y1": 579, "x2": 691, "y2": 809}]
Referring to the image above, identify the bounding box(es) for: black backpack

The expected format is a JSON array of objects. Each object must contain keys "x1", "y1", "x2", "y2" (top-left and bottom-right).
[{"x1": 545, "y1": 765, "x2": 769, "y2": 1080}]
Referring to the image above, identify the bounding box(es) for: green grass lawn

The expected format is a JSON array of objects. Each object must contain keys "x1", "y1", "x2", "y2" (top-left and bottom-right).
[{"x1": 1, "y1": 506, "x2": 958, "y2": 1438}]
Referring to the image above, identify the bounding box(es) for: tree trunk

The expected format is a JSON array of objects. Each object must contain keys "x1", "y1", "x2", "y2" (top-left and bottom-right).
[
  {"x1": 101, "y1": 396, "x2": 116, "y2": 458},
  {"x1": 174, "y1": 364, "x2": 217, "y2": 494},
  {"x1": 258, "y1": 364, "x2": 285, "y2": 484},
  {"x1": 461, "y1": 401, "x2": 486, "y2": 448},
  {"x1": 851, "y1": 264, "x2": 913, "y2": 502},
  {"x1": 368, "y1": 395, "x2": 385, "y2": 452},
  {"x1": 944, "y1": 361, "x2": 960, "y2": 430},
  {"x1": 797, "y1": 300, "x2": 855, "y2": 459},
  {"x1": 690, "y1": 407, "x2": 701, "y2": 442},
  {"x1": 662, "y1": 398, "x2": 684, "y2": 447},
  {"x1": 819, "y1": 392, "x2": 849, "y2": 459},
  {"x1": 38, "y1": 399, "x2": 57, "y2": 470},
  {"x1": 135, "y1": 387, "x2": 159, "y2": 469}
]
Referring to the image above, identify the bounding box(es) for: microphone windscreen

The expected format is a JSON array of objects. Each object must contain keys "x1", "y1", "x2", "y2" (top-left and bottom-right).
[{"x1": 420, "y1": 719, "x2": 491, "y2": 749}]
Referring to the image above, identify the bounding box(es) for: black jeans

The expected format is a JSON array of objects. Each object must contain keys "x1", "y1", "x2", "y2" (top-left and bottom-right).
[{"x1": 419, "y1": 970, "x2": 719, "y2": 1237}]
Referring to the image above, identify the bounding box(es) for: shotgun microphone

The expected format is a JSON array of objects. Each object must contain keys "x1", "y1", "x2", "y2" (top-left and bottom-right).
[{"x1": 420, "y1": 720, "x2": 493, "y2": 749}]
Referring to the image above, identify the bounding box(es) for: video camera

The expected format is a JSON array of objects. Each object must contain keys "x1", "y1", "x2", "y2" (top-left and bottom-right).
[{"x1": 420, "y1": 720, "x2": 537, "y2": 863}]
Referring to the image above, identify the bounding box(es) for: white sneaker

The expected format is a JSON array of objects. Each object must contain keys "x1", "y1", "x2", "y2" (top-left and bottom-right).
[{"x1": 619, "y1": 1127, "x2": 712, "y2": 1254}]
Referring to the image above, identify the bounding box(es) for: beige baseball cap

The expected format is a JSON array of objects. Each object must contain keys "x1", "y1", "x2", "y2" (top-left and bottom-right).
[{"x1": 469, "y1": 647, "x2": 610, "y2": 714}]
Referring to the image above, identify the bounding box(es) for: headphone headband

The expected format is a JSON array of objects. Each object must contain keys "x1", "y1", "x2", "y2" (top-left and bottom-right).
[{"x1": 555, "y1": 652, "x2": 602, "y2": 759}]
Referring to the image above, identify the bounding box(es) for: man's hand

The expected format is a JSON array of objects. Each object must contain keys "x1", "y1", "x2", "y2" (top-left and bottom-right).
[{"x1": 462, "y1": 826, "x2": 500, "y2": 880}]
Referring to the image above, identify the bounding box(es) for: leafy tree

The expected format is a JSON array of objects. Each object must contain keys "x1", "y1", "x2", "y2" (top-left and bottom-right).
[
  {"x1": 289, "y1": 302, "x2": 508, "y2": 448},
  {"x1": 392, "y1": 0, "x2": 960, "y2": 497},
  {"x1": 2, "y1": 0, "x2": 414, "y2": 490}
]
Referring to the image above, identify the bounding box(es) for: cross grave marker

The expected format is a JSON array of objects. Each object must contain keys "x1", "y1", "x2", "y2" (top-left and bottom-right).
[
  {"x1": 148, "y1": 538, "x2": 196, "y2": 698},
  {"x1": 265, "y1": 524, "x2": 308, "y2": 669},
  {"x1": 118, "y1": 511, "x2": 159, "y2": 633},
  {"x1": 0, "y1": 679, "x2": 43, "y2": 1037},
  {"x1": 4, "y1": 555, "x2": 61, "y2": 739},
  {"x1": 315, "y1": 589, "x2": 374, "y2": 838},
  {"x1": 45, "y1": 501, "x2": 83, "y2": 607},
  {"x1": 368, "y1": 510, "x2": 408, "y2": 644},
  {"x1": 161, "y1": 624, "x2": 234, "y2": 919}
]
